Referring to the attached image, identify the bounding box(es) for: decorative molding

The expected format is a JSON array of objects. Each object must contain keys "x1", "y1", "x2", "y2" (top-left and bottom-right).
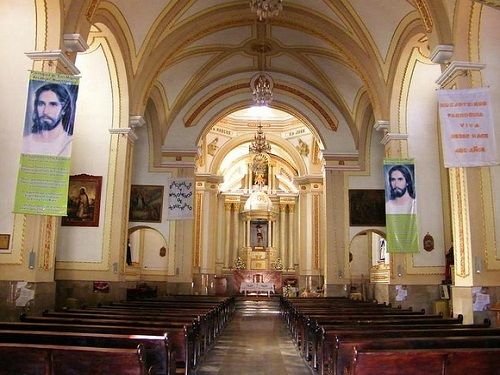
[
  {"x1": 63, "y1": 34, "x2": 89, "y2": 53},
  {"x1": 25, "y1": 50, "x2": 80, "y2": 75},
  {"x1": 430, "y1": 44, "x2": 454, "y2": 64},
  {"x1": 435, "y1": 61, "x2": 486, "y2": 87},
  {"x1": 414, "y1": 0, "x2": 433, "y2": 32},
  {"x1": 373, "y1": 120, "x2": 389, "y2": 132},
  {"x1": 381, "y1": 132, "x2": 408, "y2": 145}
]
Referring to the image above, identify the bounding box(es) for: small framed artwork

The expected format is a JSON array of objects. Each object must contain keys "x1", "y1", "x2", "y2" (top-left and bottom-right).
[
  {"x1": 129, "y1": 185, "x2": 164, "y2": 223},
  {"x1": 0, "y1": 234, "x2": 10, "y2": 252},
  {"x1": 62, "y1": 174, "x2": 102, "y2": 227},
  {"x1": 349, "y1": 189, "x2": 386, "y2": 226}
]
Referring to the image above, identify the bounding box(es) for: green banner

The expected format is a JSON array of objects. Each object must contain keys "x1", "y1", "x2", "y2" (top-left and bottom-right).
[
  {"x1": 386, "y1": 214, "x2": 419, "y2": 253},
  {"x1": 14, "y1": 154, "x2": 71, "y2": 216}
]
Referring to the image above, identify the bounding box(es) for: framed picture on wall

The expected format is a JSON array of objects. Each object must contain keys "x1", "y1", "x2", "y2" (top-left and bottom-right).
[
  {"x1": 62, "y1": 174, "x2": 102, "y2": 227},
  {"x1": 348, "y1": 189, "x2": 386, "y2": 226},
  {"x1": 129, "y1": 185, "x2": 164, "y2": 223}
]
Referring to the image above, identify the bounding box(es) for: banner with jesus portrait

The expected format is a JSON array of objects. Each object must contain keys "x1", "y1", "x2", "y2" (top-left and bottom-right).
[
  {"x1": 384, "y1": 158, "x2": 419, "y2": 253},
  {"x1": 14, "y1": 71, "x2": 80, "y2": 216}
]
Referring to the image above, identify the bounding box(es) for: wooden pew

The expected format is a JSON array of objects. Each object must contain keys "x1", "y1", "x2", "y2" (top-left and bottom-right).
[
  {"x1": 350, "y1": 347, "x2": 500, "y2": 375},
  {"x1": 318, "y1": 325, "x2": 500, "y2": 374},
  {"x1": 0, "y1": 342, "x2": 148, "y2": 375},
  {"x1": 337, "y1": 336, "x2": 500, "y2": 375},
  {"x1": 20, "y1": 315, "x2": 195, "y2": 374},
  {"x1": 0, "y1": 329, "x2": 171, "y2": 375}
]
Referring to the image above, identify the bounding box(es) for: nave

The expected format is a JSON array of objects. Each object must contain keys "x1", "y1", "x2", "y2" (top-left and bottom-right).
[{"x1": 196, "y1": 297, "x2": 310, "y2": 375}]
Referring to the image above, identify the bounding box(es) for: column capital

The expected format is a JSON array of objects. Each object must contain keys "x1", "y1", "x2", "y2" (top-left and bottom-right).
[
  {"x1": 129, "y1": 115, "x2": 146, "y2": 129},
  {"x1": 381, "y1": 132, "x2": 408, "y2": 146},
  {"x1": 26, "y1": 50, "x2": 80, "y2": 75},
  {"x1": 436, "y1": 61, "x2": 486, "y2": 87},
  {"x1": 63, "y1": 34, "x2": 89, "y2": 53},
  {"x1": 373, "y1": 120, "x2": 389, "y2": 132},
  {"x1": 109, "y1": 127, "x2": 138, "y2": 143}
]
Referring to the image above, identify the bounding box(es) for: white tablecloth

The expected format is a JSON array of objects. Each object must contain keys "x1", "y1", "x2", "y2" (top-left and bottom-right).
[{"x1": 239, "y1": 282, "x2": 275, "y2": 295}]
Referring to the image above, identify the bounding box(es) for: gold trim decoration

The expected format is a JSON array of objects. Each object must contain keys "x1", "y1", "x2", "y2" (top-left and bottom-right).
[
  {"x1": 86, "y1": 0, "x2": 100, "y2": 22},
  {"x1": 414, "y1": 0, "x2": 433, "y2": 33},
  {"x1": 193, "y1": 192, "x2": 202, "y2": 268}
]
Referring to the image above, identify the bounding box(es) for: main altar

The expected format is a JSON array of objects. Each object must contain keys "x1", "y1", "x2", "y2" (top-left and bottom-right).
[{"x1": 233, "y1": 269, "x2": 283, "y2": 294}]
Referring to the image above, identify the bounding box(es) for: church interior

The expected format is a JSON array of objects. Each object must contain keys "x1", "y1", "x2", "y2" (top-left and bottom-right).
[{"x1": 1, "y1": 1, "x2": 500, "y2": 373}]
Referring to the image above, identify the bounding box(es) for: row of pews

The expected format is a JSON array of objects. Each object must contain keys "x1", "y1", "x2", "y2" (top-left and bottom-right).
[
  {"x1": 281, "y1": 296, "x2": 500, "y2": 375},
  {"x1": 0, "y1": 295, "x2": 235, "y2": 375}
]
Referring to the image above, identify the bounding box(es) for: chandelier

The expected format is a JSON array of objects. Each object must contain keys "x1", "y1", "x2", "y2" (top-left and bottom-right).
[
  {"x1": 250, "y1": 0, "x2": 283, "y2": 21},
  {"x1": 249, "y1": 123, "x2": 271, "y2": 155},
  {"x1": 250, "y1": 72, "x2": 274, "y2": 107}
]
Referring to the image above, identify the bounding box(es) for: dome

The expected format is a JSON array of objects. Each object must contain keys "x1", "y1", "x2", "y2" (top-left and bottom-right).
[{"x1": 244, "y1": 190, "x2": 273, "y2": 212}]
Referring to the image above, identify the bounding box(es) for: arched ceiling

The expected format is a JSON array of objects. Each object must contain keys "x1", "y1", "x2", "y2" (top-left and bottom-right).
[{"x1": 87, "y1": 0, "x2": 437, "y2": 161}]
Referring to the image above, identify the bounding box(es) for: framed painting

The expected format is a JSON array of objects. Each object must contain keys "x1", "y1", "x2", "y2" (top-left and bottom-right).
[
  {"x1": 349, "y1": 189, "x2": 386, "y2": 227},
  {"x1": 62, "y1": 174, "x2": 102, "y2": 227},
  {"x1": 129, "y1": 185, "x2": 164, "y2": 223}
]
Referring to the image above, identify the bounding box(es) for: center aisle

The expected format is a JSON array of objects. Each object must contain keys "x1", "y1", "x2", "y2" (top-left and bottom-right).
[{"x1": 196, "y1": 297, "x2": 311, "y2": 375}]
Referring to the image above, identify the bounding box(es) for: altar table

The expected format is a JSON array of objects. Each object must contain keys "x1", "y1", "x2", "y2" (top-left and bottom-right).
[{"x1": 239, "y1": 282, "x2": 275, "y2": 296}]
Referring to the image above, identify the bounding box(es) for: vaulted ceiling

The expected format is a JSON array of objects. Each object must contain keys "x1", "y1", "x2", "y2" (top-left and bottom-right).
[{"x1": 82, "y1": 0, "x2": 450, "y2": 162}]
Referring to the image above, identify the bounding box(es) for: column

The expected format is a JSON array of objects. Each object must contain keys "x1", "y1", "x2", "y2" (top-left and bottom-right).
[
  {"x1": 280, "y1": 204, "x2": 287, "y2": 267},
  {"x1": 323, "y1": 166, "x2": 349, "y2": 296},
  {"x1": 193, "y1": 177, "x2": 220, "y2": 275},
  {"x1": 288, "y1": 205, "x2": 295, "y2": 270},
  {"x1": 223, "y1": 203, "x2": 231, "y2": 268},
  {"x1": 434, "y1": 60, "x2": 488, "y2": 324},
  {"x1": 232, "y1": 203, "x2": 240, "y2": 263},
  {"x1": 297, "y1": 178, "x2": 324, "y2": 276}
]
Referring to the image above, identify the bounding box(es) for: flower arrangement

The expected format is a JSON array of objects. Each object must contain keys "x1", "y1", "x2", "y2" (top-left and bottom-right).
[
  {"x1": 234, "y1": 256, "x2": 246, "y2": 270},
  {"x1": 273, "y1": 257, "x2": 284, "y2": 270}
]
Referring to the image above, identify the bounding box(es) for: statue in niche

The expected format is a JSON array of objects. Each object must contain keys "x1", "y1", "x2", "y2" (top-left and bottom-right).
[{"x1": 252, "y1": 153, "x2": 269, "y2": 187}]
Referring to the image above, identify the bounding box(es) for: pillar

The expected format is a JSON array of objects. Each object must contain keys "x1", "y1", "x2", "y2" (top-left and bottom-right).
[{"x1": 223, "y1": 203, "x2": 232, "y2": 268}]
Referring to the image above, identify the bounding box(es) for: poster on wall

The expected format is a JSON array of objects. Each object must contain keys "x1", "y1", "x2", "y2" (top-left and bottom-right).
[
  {"x1": 437, "y1": 87, "x2": 498, "y2": 167},
  {"x1": 13, "y1": 71, "x2": 80, "y2": 216},
  {"x1": 166, "y1": 178, "x2": 194, "y2": 220},
  {"x1": 384, "y1": 159, "x2": 419, "y2": 253}
]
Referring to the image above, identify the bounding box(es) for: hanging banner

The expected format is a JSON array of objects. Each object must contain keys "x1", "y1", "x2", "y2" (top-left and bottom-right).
[
  {"x1": 13, "y1": 71, "x2": 80, "y2": 216},
  {"x1": 437, "y1": 87, "x2": 498, "y2": 167},
  {"x1": 384, "y1": 159, "x2": 419, "y2": 253},
  {"x1": 166, "y1": 178, "x2": 194, "y2": 220}
]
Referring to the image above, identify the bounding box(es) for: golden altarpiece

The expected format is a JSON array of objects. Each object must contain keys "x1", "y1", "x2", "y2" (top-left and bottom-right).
[{"x1": 194, "y1": 113, "x2": 325, "y2": 291}]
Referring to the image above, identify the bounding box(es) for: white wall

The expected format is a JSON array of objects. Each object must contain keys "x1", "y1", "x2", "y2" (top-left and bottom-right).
[
  {"x1": 481, "y1": 5, "x2": 500, "y2": 258},
  {"x1": 0, "y1": 1, "x2": 35, "y2": 252},
  {"x1": 56, "y1": 45, "x2": 112, "y2": 262},
  {"x1": 407, "y1": 59, "x2": 445, "y2": 266}
]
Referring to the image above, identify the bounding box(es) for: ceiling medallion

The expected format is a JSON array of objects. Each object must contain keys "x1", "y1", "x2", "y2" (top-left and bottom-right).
[
  {"x1": 250, "y1": 0, "x2": 283, "y2": 21},
  {"x1": 250, "y1": 72, "x2": 274, "y2": 107}
]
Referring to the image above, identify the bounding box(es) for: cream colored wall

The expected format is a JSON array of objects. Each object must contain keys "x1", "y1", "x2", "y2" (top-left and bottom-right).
[
  {"x1": 349, "y1": 233, "x2": 371, "y2": 279},
  {"x1": 130, "y1": 124, "x2": 175, "y2": 276},
  {"x1": 56, "y1": 45, "x2": 112, "y2": 263},
  {"x1": 407, "y1": 58, "x2": 446, "y2": 267},
  {"x1": 348, "y1": 123, "x2": 386, "y2": 243},
  {"x1": 0, "y1": 1, "x2": 35, "y2": 253},
  {"x1": 482, "y1": 5, "x2": 500, "y2": 264}
]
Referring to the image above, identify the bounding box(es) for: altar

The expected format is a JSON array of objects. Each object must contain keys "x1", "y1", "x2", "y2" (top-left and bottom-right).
[
  {"x1": 239, "y1": 282, "x2": 275, "y2": 296},
  {"x1": 233, "y1": 270, "x2": 282, "y2": 295}
]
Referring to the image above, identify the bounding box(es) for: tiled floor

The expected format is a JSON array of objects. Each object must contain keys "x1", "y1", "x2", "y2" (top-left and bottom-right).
[{"x1": 195, "y1": 298, "x2": 312, "y2": 375}]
